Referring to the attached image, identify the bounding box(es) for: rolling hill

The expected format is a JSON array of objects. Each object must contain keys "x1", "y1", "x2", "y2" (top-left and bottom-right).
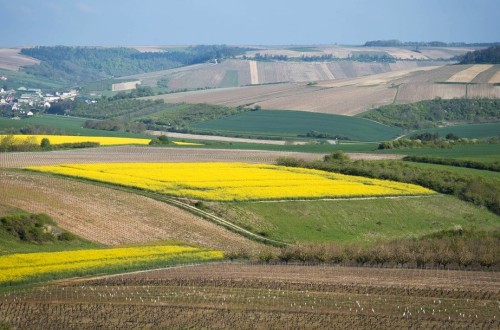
[{"x1": 146, "y1": 64, "x2": 500, "y2": 115}]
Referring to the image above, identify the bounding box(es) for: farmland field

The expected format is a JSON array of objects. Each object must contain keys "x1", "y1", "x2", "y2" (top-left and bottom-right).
[
  {"x1": 0, "y1": 245, "x2": 222, "y2": 285},
  {"x1": 1, "y1": 264, "x2": 497, "y2": 329},
  {"x1": 191, "y1": 110, "x2": 401, "y2": 141},
  {"x1": 1, "y1": 134, "x2": 151, "y2": 146},
  {"x1": 0, "y1": 115, "x2": 149, "y2": 138},
  {"x1": 147, "y1": 65, "x2": 500, "y2": 115},
  {"x1": 0, "y1": 48, "x2": 40, "y2": 71},
  {"x1": 0, "y1": 169, "x2": 262, "y2": 250},
  {"x1": 377, "y1": 143, "x2": 500, "y2": 163},
  {"x1": 407, "y1": 122, "x2": 500, "y2": 139},
  {"x1": 210, "y1": 196, "x2": 499, "y2": 243},
  {"x1": 26, "y1": 162, "x2": 434, "y2": 201}
]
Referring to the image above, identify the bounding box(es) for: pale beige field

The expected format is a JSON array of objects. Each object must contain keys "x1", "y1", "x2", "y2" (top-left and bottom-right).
[
  {"x1": 447, "y1": 64, "x2": 494, "y2": 83},
  {"x1": 488, "y1": 69, "x2": 500, "y2": 83},
  {"x1": 0, "y1": 48, "x2": 40, "y2": 71},
  {"x1": 146, "y1": 64, "x2": 499, "y2": 115}
]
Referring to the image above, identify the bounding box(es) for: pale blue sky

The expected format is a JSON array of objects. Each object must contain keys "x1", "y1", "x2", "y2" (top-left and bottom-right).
[{"x1": 1, "y1": 0, "x2": 498, "y2": 46}]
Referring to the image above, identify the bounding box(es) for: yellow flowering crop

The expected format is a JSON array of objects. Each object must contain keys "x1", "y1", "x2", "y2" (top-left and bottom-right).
[
  {"x1": 172, "y1": 141, "x2": 204, "y2": 146},
  {"x1": 0, "y1": 246, "x2": 223, "y2": 284},
  {"x1": 1, "y1": 134, "x2": 151, "y2": 146},
  {"x1": 27, "y1": 162, "x2": 435, "y2": 201}
]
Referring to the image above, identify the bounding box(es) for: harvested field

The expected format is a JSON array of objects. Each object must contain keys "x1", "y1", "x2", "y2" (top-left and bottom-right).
[
  {"x1": 1, "y1": 263, "x2": 497, "y2": 329},
  {"x1": 488, "y1": 67, "x2": 500, "y2": 83},
  {"x1": 148, "y1": 65, "x2": 497, "y2": 116},
  {"x1": 0, "y1": 169, "x2": 261, "y2": 250},
  {"x1": 447, "y1": 64, "x2": 494, "y2": 83},
  {"x1": 111, "y1": 80, "x2": 141, "y2": 91},
  {"x1": 0, "y1": 48, "x2": 40, "y2": 71},
  {"x1": 467, "y1": 83, "x2": 500, "y2": 98},
  {"x1": 395, "y1": 83, "x2": 466, "y2": 104},
  {"x1": 257, "y1": 84, "x2": 396, "y2": 115}
]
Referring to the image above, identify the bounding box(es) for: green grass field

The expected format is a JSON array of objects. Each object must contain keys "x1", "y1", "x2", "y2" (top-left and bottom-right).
[
  {"x1": 378, "y1": 143, "x2": 500, "y2": 162},
  {"x1": 407, "y1": 122, "x2": 500, "y2": 139},
  {"x1": 404, "y1": 162, "x2": 500, "y2": 181},
  {"x1": 191, "y1": 110, "x2": 401, "y2": 141},
  {"x1": 0, "y1": 115, "x2": 149, "y2": 138},
  {"x1": 215, "y1": 196, "x2": 499, "y2": 244}
]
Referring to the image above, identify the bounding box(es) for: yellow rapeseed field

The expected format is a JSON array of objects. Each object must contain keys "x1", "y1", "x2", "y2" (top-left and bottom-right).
[
  {"x1": 172, "y1": 141, "x2": 204, "y2": 146},
  {"x1": 0, "y1": 246, "x2": 223, "y2": 284},
  {"x1": 27, "y1": 162, "x2": 435, "y2": 201},
  {"x1": 1, "y1": 134, "x2": 151, "y2": 146}
]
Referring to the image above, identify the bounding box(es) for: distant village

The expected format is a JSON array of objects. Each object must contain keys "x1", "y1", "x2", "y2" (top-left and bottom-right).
[{"x1": 0, "y1": 75, "x2": 83, "y2": 119}]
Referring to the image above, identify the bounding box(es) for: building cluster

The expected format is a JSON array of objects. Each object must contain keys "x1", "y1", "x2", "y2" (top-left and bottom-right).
[{"x1": 0, "y1": 83, "x2": 78, "y2": 119}]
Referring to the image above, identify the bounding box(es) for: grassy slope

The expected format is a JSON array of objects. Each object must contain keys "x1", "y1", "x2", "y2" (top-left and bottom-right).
[
  {"x1": 191, "y1": 110, "x2": 401, "y2": 141},
  {"x1": 0, "y1": 68, "x2": 66, "y2": 90},
  {"x1": 0, "y1": 206, "x2": 99, "y2": 255},
  {"x1": 215, "y1": 196, "x2": 499, "y2": 244}
]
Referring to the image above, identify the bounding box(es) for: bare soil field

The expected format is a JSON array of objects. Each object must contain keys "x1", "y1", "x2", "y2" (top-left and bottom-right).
[
  {"x1": 147, "y1": 64, "x2": 499, "y2": 115},
  {"x1": 0, "y1": 146, "x2": 403, "y2": 169},
  {"x1": 137, "y1": 59, "x2": 446, "y2": 90},
  {"x1": 0, "y1": 48, "x2": 40, "y2": 71},
  {"x1": 1, "y1": 263, "x2": 497, "y2": 329},
  {"x1": 0, "y1": 169, "x2": 261, "y2": 250},
  {"x1": 0, "y1": 146, "x2": 327, "y2": 168},
  {"x1": 243, "y1": 45, "x2": 471, "y2": 60}
]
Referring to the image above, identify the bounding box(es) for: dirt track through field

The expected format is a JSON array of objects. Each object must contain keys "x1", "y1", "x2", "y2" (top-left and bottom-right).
[{"x1": 249, "y1": 60, "x2": 259, "y2": 84}]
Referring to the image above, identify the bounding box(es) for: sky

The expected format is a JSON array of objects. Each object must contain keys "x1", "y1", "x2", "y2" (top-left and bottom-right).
[{"x1": 1, "y1": 0, "x2": 499, "y2": 46}]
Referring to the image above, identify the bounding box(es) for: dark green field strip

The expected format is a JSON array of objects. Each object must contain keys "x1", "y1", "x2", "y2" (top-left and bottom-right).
[
  {"x1": 0, "y1": 115, "x2": 149, "y2": 138},
  {"x1": 377, "y1": 143, "x2": 500, "y2": 162},
  {"x1": 191, "y1": 110, "x2": 401, "y2": 142},
  {"x1": 408, "y1": 122, "x2": 500, "y2": 139}
]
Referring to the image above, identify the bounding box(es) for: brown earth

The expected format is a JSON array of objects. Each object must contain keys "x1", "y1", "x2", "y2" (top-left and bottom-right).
[
  {"x1": 1, "y1": 263, "x2": 497, "y2": 329},
  {"x1": 0, "y1": 48, "x2": 40, "y2": 71},
  {"x1": 146, "y1": 64, "x2": 499, "y2": 115},
  {"x1": 0, "y1": 169, "x2": 262, "y2": 250},
  {"x1": 0, "y1": 146, "x2": 401, "y2": 169}
]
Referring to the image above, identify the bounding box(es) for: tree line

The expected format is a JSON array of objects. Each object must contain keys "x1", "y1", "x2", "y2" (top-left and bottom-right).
[
  {"x1": 21, "y1": 45, "x2": 250, "y2": 84},
  {"x1": 459, "y1": 45, "x2": 500, "y2": 64}
]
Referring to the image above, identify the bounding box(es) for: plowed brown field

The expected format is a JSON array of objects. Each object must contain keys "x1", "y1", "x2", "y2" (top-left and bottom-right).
[
  {"x1": 1, "y1": 263, "x2": 497, "y2": 329},
  {"x1": 0, "y1": 169, "x2": 261, "y2": 250}
]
